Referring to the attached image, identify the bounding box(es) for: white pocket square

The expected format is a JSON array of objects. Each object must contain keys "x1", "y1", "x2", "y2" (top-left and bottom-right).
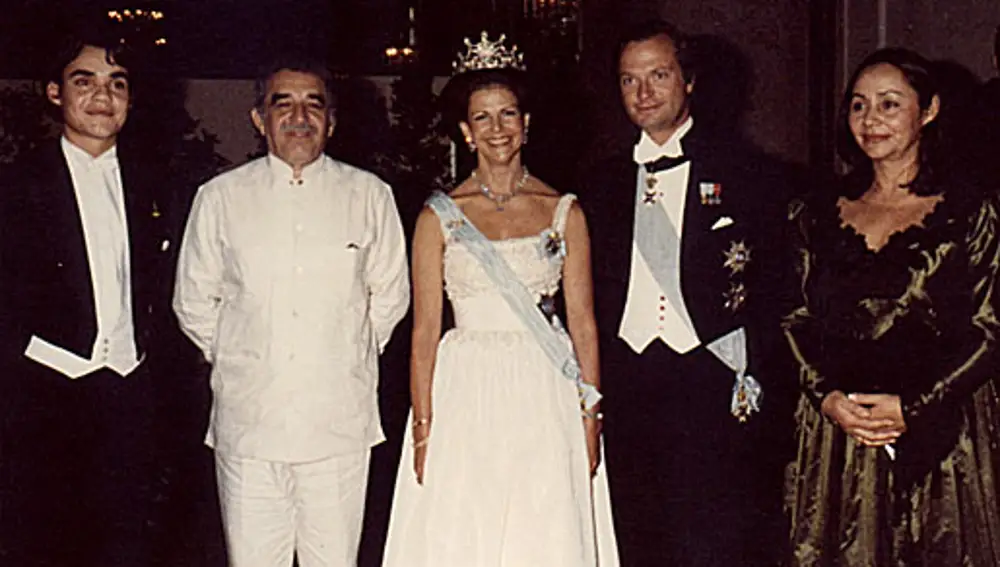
[{"x1": 711, "y1": 216, "x2": 735, "y2": 230}]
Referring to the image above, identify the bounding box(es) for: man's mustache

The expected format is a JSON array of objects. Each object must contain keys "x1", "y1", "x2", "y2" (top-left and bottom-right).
[{"x1": 280, "y1": 123, "x2": 316, "y2": 134}]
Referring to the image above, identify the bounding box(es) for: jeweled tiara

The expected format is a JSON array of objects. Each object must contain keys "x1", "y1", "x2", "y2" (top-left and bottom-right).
[{"x1": 452, "y1": 31, "x2": 526, "y2": 74}]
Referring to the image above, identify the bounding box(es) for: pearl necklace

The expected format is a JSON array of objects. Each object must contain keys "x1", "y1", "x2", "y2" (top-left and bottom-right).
[{"x1": 473, "y1": 167, "x2": 530, "y2": 212}]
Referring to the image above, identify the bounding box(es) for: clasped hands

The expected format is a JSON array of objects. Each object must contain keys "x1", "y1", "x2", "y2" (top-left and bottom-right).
[{"x1": 821, "y1": 390, "x2": 907, "y2": 447}]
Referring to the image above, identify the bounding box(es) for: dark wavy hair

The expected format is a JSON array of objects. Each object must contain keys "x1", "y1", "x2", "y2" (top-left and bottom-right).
[
  {"x1": 439, "y1": 67, "x2": 530, "y2": 143},
  {"x1": 836, "y1": 48, "x2": 944, "y2": 197},
  {"x1": 45, "y1": 21, "x2": 135, "y2": 89}
]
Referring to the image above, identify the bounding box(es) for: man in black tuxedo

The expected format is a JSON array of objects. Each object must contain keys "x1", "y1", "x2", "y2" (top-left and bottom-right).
[
  {"x1": 0, "y1": 27, "x2": 177, "y2": 567},
  {"x1": 581, "y1": 20, "x2": 791, "y2": 566}
]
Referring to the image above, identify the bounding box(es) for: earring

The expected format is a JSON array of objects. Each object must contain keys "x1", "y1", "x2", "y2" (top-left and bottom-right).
[
  {"x1": 465, "y1": 136, "x2": 476, "y2": 152},
  {"x1": 522, "y1": 127, "x2": 529, "y2": 145}
]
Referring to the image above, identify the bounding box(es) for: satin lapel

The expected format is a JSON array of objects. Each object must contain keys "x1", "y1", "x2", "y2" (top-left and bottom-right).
[
  {"x1": 41, "y1": 145, "x2": 96, "y2": 318},
  {"x1": 679, "y1": 132, "x2": 706, "y2": 291},
  {"x1": 678, "y1": 130, "x2": 726, "y2": 336},
  {"x1": 118, "y1": 152, "x2": 151, "y2": 350},
  {"x1": 585, "y1": 153, "x2": 636, "y2": 333},
  {"x1": 586, "y1": 154, "x2": 636, "y2": 278},
  {"x1": 119, "y1": 152, "x2": 147, "y2": 268},
  {"x1": 607, "y1": 157, "x2": 638, "y2": 277}
]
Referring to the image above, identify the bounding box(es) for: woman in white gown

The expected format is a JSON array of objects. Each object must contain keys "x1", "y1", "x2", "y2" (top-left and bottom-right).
[{"x1": 382, "y1": 34, "x2": 619, "y2": 567}]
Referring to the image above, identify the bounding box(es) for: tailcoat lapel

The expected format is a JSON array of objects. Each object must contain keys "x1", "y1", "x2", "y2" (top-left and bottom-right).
[
  {"x1": 39, "y1": 144, "x2": 98, "y2": 337},
  {"x1": 7, "y1": 142, "x2": 99, "y2": 358},
  {"x1": 118, "y1": 146, "x2": 167, "y2": 356},
  {"x1": 602, "y1": 156, "x2": 639, "y2": 280},
  {"x1": 678, "y1": 128, "x2": 747, "y2": 343},
  {"x1": 581, "y1": 150, "x2": 637, "y2": 345}
]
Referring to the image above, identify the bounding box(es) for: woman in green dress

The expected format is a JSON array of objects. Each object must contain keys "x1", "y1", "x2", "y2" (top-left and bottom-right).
[{"x1": 784, "y1": 48, "x2": 1000, "y2": 566}]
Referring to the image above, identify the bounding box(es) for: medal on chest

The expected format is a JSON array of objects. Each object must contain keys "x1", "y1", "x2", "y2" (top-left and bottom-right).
[
  {"x1": 723, "y1": 240, "x2": 751, "y2": 275},
  {"x1": 642, "y1": 173, "x2": 660, "y2": 205}
]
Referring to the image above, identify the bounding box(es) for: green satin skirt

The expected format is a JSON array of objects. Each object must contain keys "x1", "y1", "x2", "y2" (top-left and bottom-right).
[{"x1": 785, "y1": 380, "x2": 1000, "y2": 566}]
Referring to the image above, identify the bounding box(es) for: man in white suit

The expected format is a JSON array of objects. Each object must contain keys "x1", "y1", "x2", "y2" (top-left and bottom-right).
[{"x1": 173, "y1": 55, "x2": 410, "y2": 567}]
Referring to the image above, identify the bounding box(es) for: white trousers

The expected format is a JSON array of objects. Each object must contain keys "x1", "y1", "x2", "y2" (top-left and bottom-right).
[{"x1": 215, "y1": 450, "x2": 371, "y2": 567}]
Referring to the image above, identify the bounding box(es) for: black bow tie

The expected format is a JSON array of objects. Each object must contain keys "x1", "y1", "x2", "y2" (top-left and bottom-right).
[{"x1": 643, "y1": 155, "x2": 690, "y2": 174}]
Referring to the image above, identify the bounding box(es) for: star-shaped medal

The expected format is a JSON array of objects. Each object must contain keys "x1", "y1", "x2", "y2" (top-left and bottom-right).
[
  {"x1": 723, "y1": 240, "x2": 752, "y2": 274},
  {"x1": 723, "y1": 282, "x2": 747, "y2": 313},
  {"x1": 642, "y1": 189, "x2": 660, "y2": 205}
]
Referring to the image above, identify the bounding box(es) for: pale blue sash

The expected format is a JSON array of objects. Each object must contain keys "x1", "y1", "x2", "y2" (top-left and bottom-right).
[
  {"x1": 633, "y1": 170, "x2": 762, "y2": 420},
  {"x1": 427, "y1": 191, "x2": 601, "y2": 410},
  {"x1": 706, "y1": 328, "x2": 762, "y2": 420},
  {"x1": 633, "y1": 169, "x2": 697, "y2": 334}
]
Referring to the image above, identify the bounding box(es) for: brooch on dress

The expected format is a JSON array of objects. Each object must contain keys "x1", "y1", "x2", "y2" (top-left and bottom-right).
[
  {"x1": 539, "y1": 230, "x2": 566, "y2": 259},
  {"x1": 723, "y1": 240, "x2": 751, "y2": 275},
  {"x1": 699, "y1": 182, "x2": 722, "y2": 206},
  {"x1": 445, "y1": 218, "x2": 466, "y2": 244}
]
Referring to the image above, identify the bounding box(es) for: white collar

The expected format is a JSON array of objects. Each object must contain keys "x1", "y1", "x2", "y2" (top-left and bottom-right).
[
  {"x1": 61, "y1": 136, "x2": 118, "y2": 171},
  {"x1": 266, "y1": 153, "x2": 327, "y2": 186},
  {"x1": 633, "y1": 116, "x2": 694, "y2": 164}
]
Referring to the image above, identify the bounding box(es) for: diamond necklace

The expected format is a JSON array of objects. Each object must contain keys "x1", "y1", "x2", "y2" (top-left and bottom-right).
[{"x1": 473, "y1": 167, "x2": 529, "y2": 212}]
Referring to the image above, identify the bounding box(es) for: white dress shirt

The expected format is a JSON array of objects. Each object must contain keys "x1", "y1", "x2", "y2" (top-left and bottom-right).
[
  {"x1": 23, "y1": 137, "x2": 139, "y2": 378},
  {"x1": 619, "y1": 117, "x2": 701, "y2": 354},
  {"x1": 173, "y1": 154, "x2": 410, "y2": 463}
]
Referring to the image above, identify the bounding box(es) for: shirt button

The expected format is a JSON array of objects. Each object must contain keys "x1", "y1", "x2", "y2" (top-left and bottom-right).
[
  {"x1": 295, "y1": 224, "x2": 303, "y2": 233},
  {"x1": 295, "y1": 266, "x2": 304, "y2": 275},
  {"x1": 292, "y1": 310, "x2": 299, "y2": 318},
  {"x1": 659, "y1": 295, "x2": 666, "y2": 302}
]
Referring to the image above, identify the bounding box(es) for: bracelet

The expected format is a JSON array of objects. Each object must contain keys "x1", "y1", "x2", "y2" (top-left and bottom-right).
[
  {"x1": 413, "y1": 436, "x2": 430, "y2": 449},
  {"x1": 412, "y1": 417, "x2": 432, "y2": 428},
  {"x1": 582, "y1": 410, "x2": 604, "y2": 421}
]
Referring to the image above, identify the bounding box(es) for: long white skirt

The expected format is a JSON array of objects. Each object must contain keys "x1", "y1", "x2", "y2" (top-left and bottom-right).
[{"x1": 383, "y1": 329, "x2": 619, "y2": 567}]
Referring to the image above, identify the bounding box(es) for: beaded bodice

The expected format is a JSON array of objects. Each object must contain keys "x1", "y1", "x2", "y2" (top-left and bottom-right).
[{"x1": 436, "y1": 194, "x2": 576, "y2": 331}]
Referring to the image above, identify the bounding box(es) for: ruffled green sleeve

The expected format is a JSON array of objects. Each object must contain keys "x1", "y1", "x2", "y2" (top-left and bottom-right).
[
  {"x1": 902, "y1": 196, "x2": 1000, "y2": 422},
  {"x1": 782, "y1": 200, "x2": 838, "y2": 409}
]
